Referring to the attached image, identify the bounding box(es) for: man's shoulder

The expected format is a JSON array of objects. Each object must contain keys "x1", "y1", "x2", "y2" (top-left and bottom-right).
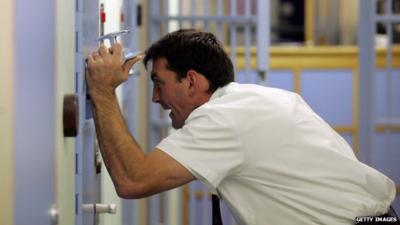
[{"x1": 208, "y1": 83, "x2": 298, "y2": 109}]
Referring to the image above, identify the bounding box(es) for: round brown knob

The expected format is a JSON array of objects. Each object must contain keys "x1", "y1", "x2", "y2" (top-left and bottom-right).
[{"x1": 63, "y1": 94, "x2": 79, "y2": 137}]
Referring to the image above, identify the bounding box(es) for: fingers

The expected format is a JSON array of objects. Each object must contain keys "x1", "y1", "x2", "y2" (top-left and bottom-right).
[
  {"x1": 90, "y1": 44, "x2": 111, "y2": 60},
  {"x1": 90, "y1": 43, "x2": 123, "y2": 60},
  {"x1": 87, "y1": 54, "x2": 95, "y2": 64},
  {"x1": 110, "y1": 43, "x2": 123, "y2": 55},
  {"x1": 124, "y1": 54, "x2": 144, "y2": 65},
  {"x1": 87, "y1": 43, "x2": 126, "y2": 67},
  {"x1": 98, "y1": 44, "x2": 108, "y2": 56},
  {"x1": 93, "y1": 52, "x2": 101, "y2": 60},
  {"x1": 89, "y1": 45, "x2": 109, "y2": 63},
  {"x1": 122, "y1": 54, "x2": 144, "y2": 75}
]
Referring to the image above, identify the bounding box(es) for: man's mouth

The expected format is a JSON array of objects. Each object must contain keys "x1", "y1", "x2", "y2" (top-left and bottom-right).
[{"x1": 161, "y1": 103, "x2": 169, "y2": 110}]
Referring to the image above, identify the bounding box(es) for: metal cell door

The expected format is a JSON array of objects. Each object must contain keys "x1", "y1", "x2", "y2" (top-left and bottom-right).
[
  {"x1": 74, "y1": 0, "x2": 110, "y2": 225},
  {"x1": 147, "y1": 1, "x2": 270, "y2": 224},
  {"x1": 358, "y1": 0, "x2": 400, "y2": 212},
  {"x1": 74, "y1": 0, "x2": 142, "y2": 225}
]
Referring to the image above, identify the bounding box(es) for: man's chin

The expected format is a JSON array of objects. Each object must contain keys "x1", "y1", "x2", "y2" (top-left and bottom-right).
[{"x1": 171, "y1": 121, "x2": 183, "y2": 129}]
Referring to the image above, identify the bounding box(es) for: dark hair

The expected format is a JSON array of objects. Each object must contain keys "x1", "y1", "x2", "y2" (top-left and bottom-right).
[{"x1": 144, "y1": 29, "x2": 234, "y2": 92}]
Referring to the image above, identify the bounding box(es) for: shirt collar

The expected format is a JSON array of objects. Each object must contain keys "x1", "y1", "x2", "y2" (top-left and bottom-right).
[{"x1": 209, "y1": 82, "x2": 235, "y2": 102}]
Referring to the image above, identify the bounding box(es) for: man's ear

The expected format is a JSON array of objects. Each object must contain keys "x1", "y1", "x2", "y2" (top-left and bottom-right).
[
  {"x1": 186, "y1": 70, "x2": 198, "y2": 96},
  {"x1": 186, "y1": 70, "x2": 211, "y2": 96}
]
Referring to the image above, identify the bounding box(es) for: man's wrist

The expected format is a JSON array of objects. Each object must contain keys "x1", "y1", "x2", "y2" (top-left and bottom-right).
[{"x1": 88, "y1": 86, "x2": 116, "y2": 103}]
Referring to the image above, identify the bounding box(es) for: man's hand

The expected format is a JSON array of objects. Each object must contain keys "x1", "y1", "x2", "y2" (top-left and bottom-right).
[{"x1": 85, "y1": 43, "x2": 143, "y2": 97}]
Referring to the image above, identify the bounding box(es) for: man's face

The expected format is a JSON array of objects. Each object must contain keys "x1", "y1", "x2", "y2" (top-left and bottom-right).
[{"x1": 150, "y1": 58, "x2": 194, "y2": 129}]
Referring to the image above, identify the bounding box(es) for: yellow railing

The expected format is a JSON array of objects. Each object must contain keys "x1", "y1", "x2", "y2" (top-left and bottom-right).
[
  {"x1": 228, "y1": 45, "x2": 400, "y2": 154},
  {"x1": 232, "y1": 46, "x2": 400, "y2": 68}
]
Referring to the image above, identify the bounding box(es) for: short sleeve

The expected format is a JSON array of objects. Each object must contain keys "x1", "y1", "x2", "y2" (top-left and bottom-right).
[{"x1": 156, "y1": 107, "x2": 244, "y2": 191}]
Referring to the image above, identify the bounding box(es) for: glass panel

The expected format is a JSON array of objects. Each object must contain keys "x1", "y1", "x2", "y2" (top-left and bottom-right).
[
  {"x1": 271, "y1": 0, "x2": 305, "y2": 44},
  {"x1": 376, "y1": 22, "x2": 388, "y2": 48},
  {"x1": 393, "y1": 0, "x2": 400, "y2": 14},
  {"x1": 270, "y1": 0, "x2": 362, "y2": 46},
  {"x1": 393, "y1": 22, "x2": 400, "y2": 44},
  {"x1": 377, "y1": 0, "x2": 387, "y2": 15},
  {"x1": 388, "y1": 23, "x2": 399, "y2": 91}
]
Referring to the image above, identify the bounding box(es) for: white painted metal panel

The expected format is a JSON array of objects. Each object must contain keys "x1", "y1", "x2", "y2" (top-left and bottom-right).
[{"x1": 75, "y1": 0, "x2": 99, "y2": 225}]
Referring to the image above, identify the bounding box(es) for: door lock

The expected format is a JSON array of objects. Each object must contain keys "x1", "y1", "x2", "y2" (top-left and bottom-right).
[{"x1": 63, "y1": 94, "x2": 79, "y2": 137}]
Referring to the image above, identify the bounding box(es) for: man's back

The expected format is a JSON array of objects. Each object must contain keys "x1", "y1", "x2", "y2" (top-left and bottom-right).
[{"x1": 158, "y1": 82, "x2": 396, "y2": 225}]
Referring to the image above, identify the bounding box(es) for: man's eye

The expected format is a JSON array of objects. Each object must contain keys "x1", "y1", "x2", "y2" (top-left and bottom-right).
[{"x1": 154, "y1": 80, "x2": 162, "y2": 88}]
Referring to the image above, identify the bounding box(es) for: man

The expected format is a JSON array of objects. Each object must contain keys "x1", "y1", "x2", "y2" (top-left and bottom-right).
[{"x1": 86, "y1": 29, "x2": 397, "y2": 225}]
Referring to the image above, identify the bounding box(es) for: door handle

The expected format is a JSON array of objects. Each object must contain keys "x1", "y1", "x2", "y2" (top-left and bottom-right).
[
  {"x1": 97, "y1": 30, "x2": 143, "y2": 61},
  {"x1": 82, "y1": 203, "x2": 117, "y2": 214},
  {"x1": 96, "y1": 30, "x2": 144, "y2": 76}
]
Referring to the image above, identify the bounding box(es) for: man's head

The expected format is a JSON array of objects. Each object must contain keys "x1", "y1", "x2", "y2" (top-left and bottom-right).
[
  {"x1": 144, "y1": 29, "x2": 234, "y2": 93},
  {"x1": 144, "y1": 29, "x2": 234, "y2": 129}
]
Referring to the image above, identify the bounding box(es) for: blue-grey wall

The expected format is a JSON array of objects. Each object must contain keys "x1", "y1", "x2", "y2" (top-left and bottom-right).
[{"x1": 14, "y1": 0, "x2": 55, "y2": 224}]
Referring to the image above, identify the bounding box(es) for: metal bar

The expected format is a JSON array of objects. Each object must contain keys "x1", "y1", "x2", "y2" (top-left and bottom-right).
[
  {"x1": 388, "y1": 0, "x2": 393, "y2": 16},
  {"x1": 128, "y1": 0, "x2": 138, "y2": 52},
  {"x1": 178, "y1": 0, "x2": 183, "y2": 29},
  {"x1": 74, "y1": 3, "x2": 83, "y2": 224},
  {"x1": 384, "y1": 19, "x2": 394, "y2": 160},
  {"x1": 357, "y1": 0, "x2": 376, "y2": 163},
  {"x1": 216, "y1": 0, "x2": 223, "y2": 40},
  {"x1": 256, "y1": 0, "x2": 270, "y2": 83},
  {"x1": 149, "y1": 196, "x2": 161, "y2": 225},
  {"x1": 149, "y1": 0, "x2": 161, "y2": 42},
  {"x1": 353, "y1": 68, "x2": 360, "y2": 156},
  {"x1": 230, "y1": 0, "x2": 237, "y2": 69},
  {"x1": 204, "y1": 0, "x2": 210, "y2": 31},
  {"x1": 121, "y1": 0, "x2": 138, "y2": 224},
  {"x1": 376, "y1": 118, "x2": 400, "y2": 126},
  {"x1": 189, "y1": 183, "x2": 196, "y2": 225},
  {"x1": 305, "y1": 0, "x2": 315, "y2": 45},
  {"x1": 190, "y1": 0, "x2": 195, "y2": 27},
  {"x1": 375, "y1": 15, "x2": 400, "y2": 22},
  {"x1": 293, "y1": 68, "x2": 302, "y2": 94},
  {"x1": 148, "y1": 2, "x2": 162, "y2": 224},
  {"x1": 201, "y1": 185, "x2": 209, "y2": 225},
  {"x1": 151, "y1": 15, "x2": 256, "y2": 23},
  {"x1": 244, "y1": 0, "x2": 251, "y2": 80},
  {"x1": 182, "y1": 185, "x2": 190, "y2": 225},
  {"x1": 163, "y1": 0, "x2": 170, "y2": 33},
  {"x1": 168, "y1": 0, "x2": 179, "y2": 32}
]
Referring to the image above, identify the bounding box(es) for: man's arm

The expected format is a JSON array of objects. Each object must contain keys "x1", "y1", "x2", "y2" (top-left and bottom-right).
[{"x1": 86, "y1": 43, "x2": 195, "y2": 199}]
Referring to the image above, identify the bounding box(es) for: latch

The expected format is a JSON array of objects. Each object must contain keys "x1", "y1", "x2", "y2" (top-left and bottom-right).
[{"x1": 97, "y1": 30, "x2": 143, "y2": 62}]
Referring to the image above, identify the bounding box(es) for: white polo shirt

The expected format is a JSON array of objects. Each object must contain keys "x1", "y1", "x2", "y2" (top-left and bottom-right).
[{"x1": 157, "y1": 82, "x2": 395, "y2": 225}]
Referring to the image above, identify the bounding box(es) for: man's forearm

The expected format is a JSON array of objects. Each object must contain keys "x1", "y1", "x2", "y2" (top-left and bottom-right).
[
  {"x1": 85, "y1": 47, "x2": 194, "y2": 198},
  {"x1": 90, "y1": 90, "x2": 145, "y2": 191}
]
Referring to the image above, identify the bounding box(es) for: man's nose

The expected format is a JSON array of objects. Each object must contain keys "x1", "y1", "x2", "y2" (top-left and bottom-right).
[{"x1": 152, "y1": 86, "x2": 160, "y2": 103}]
